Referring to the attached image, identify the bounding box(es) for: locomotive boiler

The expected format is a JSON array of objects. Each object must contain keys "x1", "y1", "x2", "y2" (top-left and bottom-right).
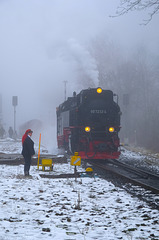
[{"x1": 56, "y1": 87, "x2": 121, "y2": 160}]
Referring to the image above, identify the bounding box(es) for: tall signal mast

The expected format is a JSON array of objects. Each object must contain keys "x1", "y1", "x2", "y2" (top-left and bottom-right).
[{"x1": 63, "y1": 81, "x2": 67, "y2": 101}]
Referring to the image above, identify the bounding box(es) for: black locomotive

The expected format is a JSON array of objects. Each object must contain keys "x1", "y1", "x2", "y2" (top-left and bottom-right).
[{"x1": 56, "y1": 87, "x2": 121, "y2": 160}]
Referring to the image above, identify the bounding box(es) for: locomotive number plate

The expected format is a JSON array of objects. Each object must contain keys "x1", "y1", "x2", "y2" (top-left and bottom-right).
[{"x1": 91, "y1": 110, "x2": 107, "y2": 114}]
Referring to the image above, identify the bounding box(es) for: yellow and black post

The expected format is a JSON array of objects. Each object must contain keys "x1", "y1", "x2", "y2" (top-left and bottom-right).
[{"x1": 71, "y1": 152, "x2": 81, "y2": 180}]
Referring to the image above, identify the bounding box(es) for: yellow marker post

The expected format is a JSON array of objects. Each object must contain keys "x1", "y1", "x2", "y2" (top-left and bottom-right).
[
  {"x1": 71, "y1": 152, "x2": 81, "y2": 166},
  {"x1": 71, "y1": 152, "x2": 81, "y2": 181},
  {"x1": 37, "y1": 133, "x2": 41, "y2": 169}
]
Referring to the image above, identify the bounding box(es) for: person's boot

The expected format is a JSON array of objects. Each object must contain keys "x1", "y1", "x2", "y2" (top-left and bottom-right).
[{"x1": 24, "y1": 171, "x2": 29, "y2": 176}]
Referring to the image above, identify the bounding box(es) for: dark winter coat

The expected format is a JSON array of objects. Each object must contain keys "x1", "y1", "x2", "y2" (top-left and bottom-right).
[{"x1": 22, "y1": 136, "x2": 35, "y2": 157}]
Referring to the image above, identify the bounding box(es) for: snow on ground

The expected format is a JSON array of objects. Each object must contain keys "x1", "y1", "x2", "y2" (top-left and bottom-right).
[
  {"x1": 0, "y1": 138, "x2": 23, "y2": 154},
  {"x1": 0, "y1": 164, "x2": 159, "y2": 240},
  {"x1": 0, "y1": 139, "x2": 159, "y2": 239},
  {"x1": 0, "y1": 138, "x2": 48, "y2": 155},
  {"x1": 120, "y1": 146, "x2": 159, "y2": 174}
]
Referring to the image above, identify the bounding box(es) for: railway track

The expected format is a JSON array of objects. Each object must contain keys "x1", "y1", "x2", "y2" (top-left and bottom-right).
[{"x1": 87, "y1": 159, "x2": 159, "y2": 194}]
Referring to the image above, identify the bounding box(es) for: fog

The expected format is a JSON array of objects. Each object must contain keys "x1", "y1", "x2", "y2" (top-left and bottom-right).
[{"x1": 0, "y1": 0, "x2": 159, "y2": 151}]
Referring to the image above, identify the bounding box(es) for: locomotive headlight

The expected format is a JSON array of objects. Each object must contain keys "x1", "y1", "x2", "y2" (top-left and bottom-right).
[
  {"x1": 109, "y1": 127, "x2": 114, "y2": 133},
  {"x1": 97, "y1": 87, "x2": 102, "y2": 94},
  {"x1": 85, "y1": 126, "x2": 91, "y2": 132}
]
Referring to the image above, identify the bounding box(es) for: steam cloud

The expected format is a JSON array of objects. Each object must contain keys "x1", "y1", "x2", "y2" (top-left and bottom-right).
[{"x1": 66, "y1": 39, "x2": 99, "y2": 87}]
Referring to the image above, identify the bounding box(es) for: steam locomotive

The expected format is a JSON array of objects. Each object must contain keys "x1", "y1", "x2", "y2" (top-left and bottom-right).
[{"x1": 56, "y1": 87, "x2": 121, "y2": 160}]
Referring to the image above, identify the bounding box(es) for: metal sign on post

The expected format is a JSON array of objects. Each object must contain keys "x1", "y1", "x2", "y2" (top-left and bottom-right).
[
  {"x1": 71, "y1": 152, "x2": 81, "y2": 166},
  {"x1": 12, "y1": 96, "x2": 18, "y2": 106},
  {"x1": 71, "y1": 152, "x2": 81, "y2": 181}
]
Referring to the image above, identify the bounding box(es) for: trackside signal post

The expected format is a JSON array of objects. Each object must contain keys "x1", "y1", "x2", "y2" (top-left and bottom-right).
[
  {"x1": 71, "y1": 152, "x2": 81, "y2": 166},
  {"x1": 71, "y1": 152, "x2": 81, "y2": 179}
]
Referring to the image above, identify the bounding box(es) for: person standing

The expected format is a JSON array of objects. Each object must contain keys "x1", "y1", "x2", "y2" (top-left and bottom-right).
[
  {"x1": 22, "y1": 129, "x2": 35, "y2": 176},
  {"x1": 8, "y1": 126, "x2": 13, "y2": 138}
]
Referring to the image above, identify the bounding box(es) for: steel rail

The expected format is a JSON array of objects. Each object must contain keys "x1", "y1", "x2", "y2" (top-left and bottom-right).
[{"x1": 88, "y1": 160, "x2": 159, "y2": 194}]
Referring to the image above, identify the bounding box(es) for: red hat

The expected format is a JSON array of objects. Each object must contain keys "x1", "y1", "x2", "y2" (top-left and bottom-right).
[{"x1": 25, "y1": 129, "x2": 33, "y2": 134}]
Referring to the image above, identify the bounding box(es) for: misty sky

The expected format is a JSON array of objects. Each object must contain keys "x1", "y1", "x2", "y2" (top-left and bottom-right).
[{"x1": 0, "y1": 0, "x2": 159, "y2": 131}]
